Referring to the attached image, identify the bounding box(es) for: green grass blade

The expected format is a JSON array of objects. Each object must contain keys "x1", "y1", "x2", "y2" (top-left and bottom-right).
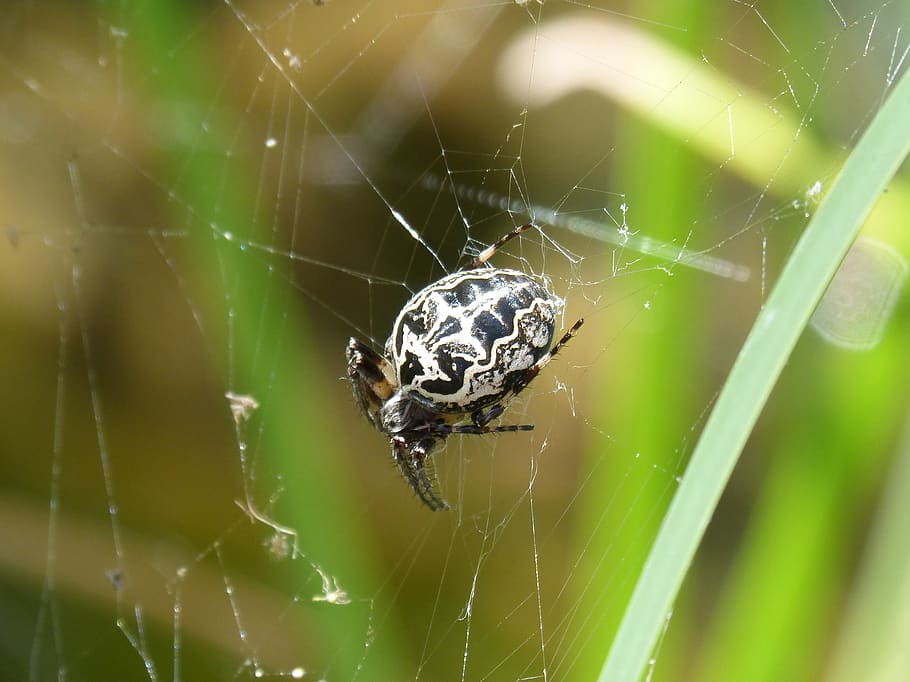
[{"x1": 598, "y1": 66, "x2": 910, "y2": 682}]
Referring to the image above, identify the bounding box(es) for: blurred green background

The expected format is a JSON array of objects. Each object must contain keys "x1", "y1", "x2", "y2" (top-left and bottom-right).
[{"x1": 1, "y1": 1, "x2": 908, "y2": 680}]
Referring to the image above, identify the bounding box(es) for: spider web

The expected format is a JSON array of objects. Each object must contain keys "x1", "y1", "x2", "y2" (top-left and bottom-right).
[{"x1": 1, "y1": 1, "x2": 907, "y2": 681}]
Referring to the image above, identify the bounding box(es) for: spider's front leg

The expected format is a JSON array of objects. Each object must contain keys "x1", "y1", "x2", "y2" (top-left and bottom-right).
[{"x1": 346, "y1": 337, "x2": 398, "y2": 431}]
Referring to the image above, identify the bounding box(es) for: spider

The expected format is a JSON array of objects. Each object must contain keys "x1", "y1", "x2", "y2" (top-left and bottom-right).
[{"x1": 346, "y1": 223, "x2": 583, "y2": 510}]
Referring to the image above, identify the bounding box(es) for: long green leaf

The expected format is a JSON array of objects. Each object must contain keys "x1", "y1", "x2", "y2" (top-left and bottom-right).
[{"x1": 598, "y1": 66, "x2": 910, "y2": 682}]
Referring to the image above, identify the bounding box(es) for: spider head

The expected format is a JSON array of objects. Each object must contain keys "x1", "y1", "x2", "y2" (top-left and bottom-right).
[{"x1": 380, "y1": 392, "x2": 444, "y2": 436}]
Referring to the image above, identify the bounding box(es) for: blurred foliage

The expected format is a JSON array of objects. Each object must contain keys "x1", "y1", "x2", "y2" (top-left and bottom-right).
[{"x1": 0, "y1": 1, "x2": 908, "y2": 681}]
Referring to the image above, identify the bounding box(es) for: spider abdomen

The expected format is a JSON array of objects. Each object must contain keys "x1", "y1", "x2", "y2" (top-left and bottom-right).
[{"x1": 389, "y1": 268, "x2": 559, "y2": 412}]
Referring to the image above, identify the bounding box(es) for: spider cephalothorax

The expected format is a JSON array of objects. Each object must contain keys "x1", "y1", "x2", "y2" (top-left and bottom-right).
[{"x1": 346, "y1": 224, "x2": 583, "y2": 510}]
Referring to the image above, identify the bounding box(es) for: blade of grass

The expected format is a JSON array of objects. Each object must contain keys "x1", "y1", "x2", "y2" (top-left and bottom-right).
[
  {"x1": 598, "y1": 66, "x2": 910, "y2": 682},
  {"x1": 693, "y1": 337, "x2": 907, "y2": 681}
]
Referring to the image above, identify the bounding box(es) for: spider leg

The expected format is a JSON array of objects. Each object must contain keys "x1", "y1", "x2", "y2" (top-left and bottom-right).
[
  {"x1": 391, "y1": 436, "x2": 449, "y2": 511},
  {"x1": 483, "y1": 317, "x2": 585, "y2": 413},
  {"x1": 446, "y1": 423, "x2": 534, "y2": 435},
  {"x1": 461, "y1": 222, "x2": 535, "y2": 271},
  {"x1": 434, "y1": 318, "x2": 586, "y2": 440},
  {"x1": 346, "y1": 337, "x2": 398, "y2": 430},
  {"x1": 539, "y1": 317, "x2": 585, "y2": 369},
  {"x1": 473, "y1": 403, "x2": 505, "y2": 428}
]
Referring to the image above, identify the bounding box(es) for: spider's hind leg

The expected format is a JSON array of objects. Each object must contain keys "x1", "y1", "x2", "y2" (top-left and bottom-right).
[
  {"x1": 537, "y1": 317, "x2": 585, "y2": 372},
  {"x1": 451, "y1": 318, "x2": 585, "y2": 435},
  {"x1": 461, "y1": 222, "x2": 536, "y2": 271},
  {"x1": 471, "y1": 317, "x2": 586, "y2": 424}
]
